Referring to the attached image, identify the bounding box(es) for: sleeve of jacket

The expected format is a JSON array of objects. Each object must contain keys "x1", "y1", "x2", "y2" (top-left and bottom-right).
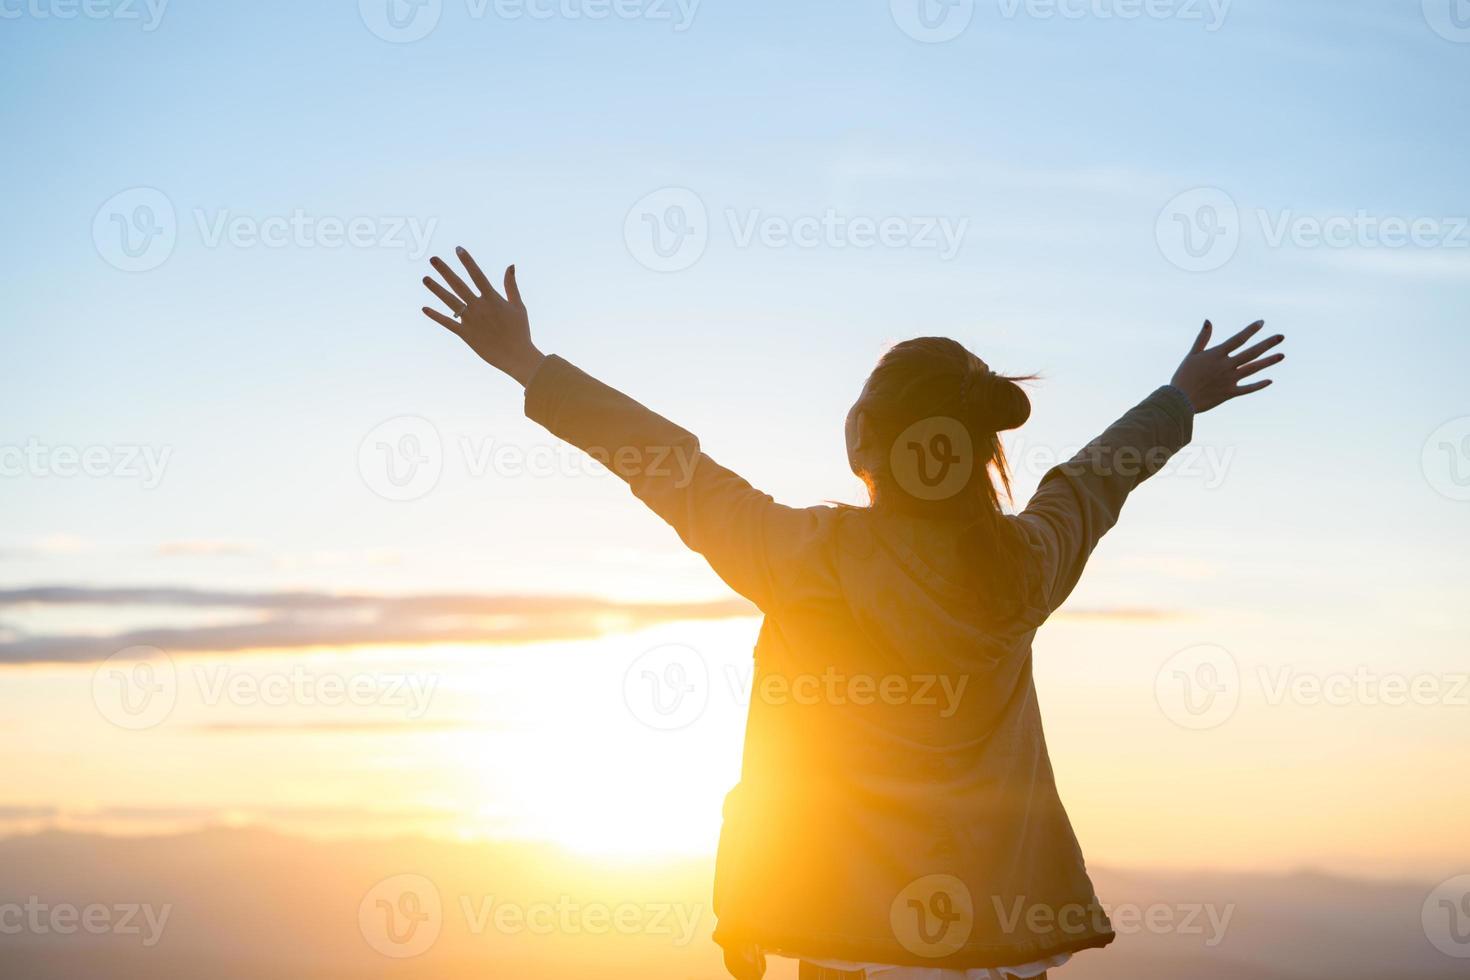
[
  {"x1": 523, "y1": 355, "x2": 825, "y2": 612},
  {"x1": 1013, "y1": 385, "x2": 1195, "y2": 615}
]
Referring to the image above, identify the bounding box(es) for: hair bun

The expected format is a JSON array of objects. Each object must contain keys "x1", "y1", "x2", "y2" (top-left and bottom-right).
[
  {"x1": 985, "y1": 376, "x2": 1032, "y2": 431},
  {"x1": 960, "y1": 367, "x2": 1030, "y2": 432}
]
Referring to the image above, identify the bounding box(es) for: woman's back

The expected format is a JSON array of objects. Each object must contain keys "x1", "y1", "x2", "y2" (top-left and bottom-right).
[
  {"x1": 415, "y1": 249, "x2": 1284, "y2": 978},
  {"x1": 519, "y1": 353, "x2": 1194, "y2": 969}
]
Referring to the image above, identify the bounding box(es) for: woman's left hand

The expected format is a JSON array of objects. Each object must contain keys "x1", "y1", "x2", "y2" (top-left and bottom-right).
[
  {"x1": 422, "y1": 247, "x2": 545, "y2": 386},
  {"x1": 1169, "y1": 319, "x2": 1284, "y2": 413}
]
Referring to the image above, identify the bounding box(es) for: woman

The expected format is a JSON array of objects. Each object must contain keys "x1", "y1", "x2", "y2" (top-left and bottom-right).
[{"x1": 420, "y1": 247, "x2": 1284, "y2": 980}]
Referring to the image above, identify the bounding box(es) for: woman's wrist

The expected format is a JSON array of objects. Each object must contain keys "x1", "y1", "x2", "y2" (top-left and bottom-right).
[
  {"x1": 1162, "y1": 382, "x2": 1196, "y2": 414},
  {"x1": 506, "y1": 347, "x2": 547, "y2": 388}
]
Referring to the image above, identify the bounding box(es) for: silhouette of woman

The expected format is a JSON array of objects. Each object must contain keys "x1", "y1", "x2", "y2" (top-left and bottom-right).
[{"x1": 421, "y1": 247, "x2": 1284, "y2": 980}]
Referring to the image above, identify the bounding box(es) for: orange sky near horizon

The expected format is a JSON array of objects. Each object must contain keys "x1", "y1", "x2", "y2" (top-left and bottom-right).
[{"x1": 3, "y1": 608, "x2": 1465, "y2": 884}]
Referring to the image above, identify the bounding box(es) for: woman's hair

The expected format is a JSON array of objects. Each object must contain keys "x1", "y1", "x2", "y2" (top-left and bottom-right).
[{"x1": 856, "y1": 336, "x2": 1037, "y2": 617}]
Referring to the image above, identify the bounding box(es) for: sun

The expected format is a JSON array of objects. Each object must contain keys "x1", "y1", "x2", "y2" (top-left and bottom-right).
[{"x1": 456, "y1": 619, "x2": 758, "y2": 860}]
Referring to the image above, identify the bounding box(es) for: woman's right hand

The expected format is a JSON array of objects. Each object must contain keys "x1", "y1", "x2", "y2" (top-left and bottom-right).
[
  {"x1": 422, "y1": 246, "x2": 546, "y2": 387},
  {"x1": 722, "y1": 943, "x2": 766, "y2": 980},
  {"x1": 1170, "y1": 319, "x2": 1285, "y2": 413}
]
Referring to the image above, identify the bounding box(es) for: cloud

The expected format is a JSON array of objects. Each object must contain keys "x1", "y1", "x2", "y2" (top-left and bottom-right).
[
  {"x1": 187, "y1": 720, "x2": 502, "y2": 734},
  {"x1": 0, "y1": 586, "x2": 1173, "y2": 665},
  {"x1": 0, "y1": 586, "x2": 756, "y2": 666},
  {"x1": 154, "y1": 539, "x2": 259, "y2": 558},
  {"x1": 0, "y1": 535, "x2": 94, "y2": 560},
  {"x1": 1056, "y1": 607, "x2": 1180, "y2": 622},
  {"x1": 0, "y1": 805, "x2": 59, "y2": 820},
  {"x1": 74, "y1": 804, "x2": 456, "y2": 824}
]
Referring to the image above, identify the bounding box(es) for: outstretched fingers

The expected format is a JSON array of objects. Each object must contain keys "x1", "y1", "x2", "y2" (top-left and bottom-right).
[
  {"x1": 1232, "y1": 379, "x2": 1273, "y2": 398},
  {"x1": 422, "y1": 306, "x2": 462, "y2": 333},
  {"x1": 504, "y1": 264, "x2": 522, "y2": 307},
  {"x1": 1237, "y1": 352, "x2": 1285, "y2": 378},
  {"x1": 422, "y1": 276, "x2": 465, "y2": 314},
  {"x1": 430, "y1": 255, "x2": 477, "y2": 304},
  {"x1": 1232, "y1": 332, "x2": 1284, "y2": 364},
  {"x1": 1228, "y1": 320, "x2": 1284, "y2": 396},
  {"x1": 1215, "y1": 319, "x2": 1266, "y2": 355},
  {"x1": 456, "y1": 246, "x2": 497, "y2": 298},
  {"x1": 1190, "y1": 319, "x2": 1214, "y2": 354}
]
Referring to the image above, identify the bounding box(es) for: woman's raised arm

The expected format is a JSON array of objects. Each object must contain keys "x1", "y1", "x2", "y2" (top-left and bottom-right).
[
  {"x1": 421, "y1": 248, "x2": 824, "y2": 612},
  {"x1": 1015, "y1": 319, "x2": 1285, "y2": 615}
]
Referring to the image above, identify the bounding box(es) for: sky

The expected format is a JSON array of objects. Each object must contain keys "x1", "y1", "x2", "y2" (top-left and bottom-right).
[{"x1": 1, "y1": 0, "x2": 1468, "y2": 882}]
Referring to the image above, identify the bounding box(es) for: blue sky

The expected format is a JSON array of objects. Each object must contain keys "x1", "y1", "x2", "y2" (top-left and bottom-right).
[{"x1": 5, "y1": 0, "x2": 1468, "y2": 603}]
